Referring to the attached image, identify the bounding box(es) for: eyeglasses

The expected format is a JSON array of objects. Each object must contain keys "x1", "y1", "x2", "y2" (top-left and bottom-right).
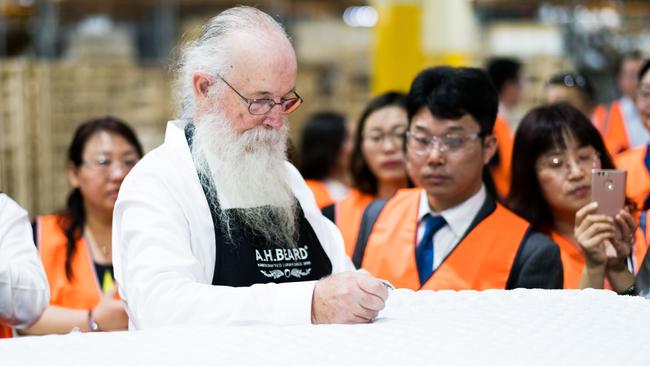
[
  {"x1": 406, "y1": 131, "x2": 482, "y2": 156},
  {"x1": 551, "y1": 73, "x2": 589, "y2": 89},
  {"x1": 363, "y1": 128, "x2": 407, "y2": 147},
  {"x1": 82, "y1": 157, "x2": 139, "y2": 175},
  {"x1": 637, "y1": 84, "x2": 650, "y2": 99},
  {"x1": 536, "y1": 148, "x2": 600, "y2": 174},
  {"x1": 217, "y1": 75, "x2": 303, "y2": 115}
]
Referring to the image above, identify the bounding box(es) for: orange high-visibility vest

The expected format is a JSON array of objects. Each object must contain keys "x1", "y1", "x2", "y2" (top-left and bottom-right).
[
  {"x1": 360, "y1": 189, "x2": 529, "y2": 290},
  {"x1": 592, "y1": 103, "x2": 609, "y2": 135},
  {"x1": 603, "y1": 101, "x2": 631, "y2": 156},
  {"x1": 304, "y1": 180, "x2": 335, "y2": 209},
  {"x1": 551, "y1": 229, "x2": 647, "y2": 289},
  {"x1": 36, "y1": 215, "x2": 106, "y2": 310},
  {"x1": 490, "y1": 115, "x2": 513, "y2": 198},
  {"x1": 334, "y1": 190, "x2": 374, "y2": 256},
  {"x1": 615, "y1": 145, "x2": 650, "y2": 210},
  {"x1": 0, "y1": 324, "x2": 11, "y2": 338}
]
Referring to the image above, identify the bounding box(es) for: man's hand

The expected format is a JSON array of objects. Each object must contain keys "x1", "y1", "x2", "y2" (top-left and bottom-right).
[{"x1": 311, "y1": 271, "x2": 389, "y2": 324}]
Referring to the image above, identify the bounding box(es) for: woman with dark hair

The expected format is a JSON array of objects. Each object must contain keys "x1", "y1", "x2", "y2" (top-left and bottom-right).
[
  {"x1": 508, "y1": 103, "x2": 647, "y2": 292},
  {"x1": 22, "y1": 116, "x2": 143, "y2": 334},
  {"x1": 323, "y1": 92, "x2": 410, "y2": 256},
  {"x1": 299, "y1": 111, "x2": 353, "y2": 208}
]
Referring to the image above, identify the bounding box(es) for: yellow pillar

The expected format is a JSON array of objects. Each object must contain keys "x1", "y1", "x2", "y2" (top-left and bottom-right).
[
  {"x1": 371, "y1": 0, "x2": 424, "y2": 95},
  {"x1": 421, "y1": 0, "x2": 477, "y2": 68},
  {"x1": 371, "y1": 0, "x2": 479, "y2": 96}
]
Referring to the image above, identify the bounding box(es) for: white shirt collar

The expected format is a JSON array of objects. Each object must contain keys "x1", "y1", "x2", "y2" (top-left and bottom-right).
[{"x1": 417, "y1": 185, "x2": 487, "y2": 237}]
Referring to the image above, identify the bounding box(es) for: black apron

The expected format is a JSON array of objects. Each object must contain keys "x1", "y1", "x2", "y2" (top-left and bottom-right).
[{"x1": 185, "y1": 124, "x2": 332, "y2": 287}]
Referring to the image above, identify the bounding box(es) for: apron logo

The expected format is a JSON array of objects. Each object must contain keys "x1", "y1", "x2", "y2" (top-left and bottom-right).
[
  {"x1": 261, "y1": 268, "x2": 312, "y2": 279},
  {"x1": 255, "y1": 246, "x2": 309, "y2": 262}
]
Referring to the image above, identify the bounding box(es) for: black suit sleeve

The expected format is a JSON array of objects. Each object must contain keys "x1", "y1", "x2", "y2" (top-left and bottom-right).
[
  {"x1": 506, "y1": 231, "x2": 563, "y2": 289},
  {"x1": 636, "y1": 250, "x2": 650, "y2": 298}
]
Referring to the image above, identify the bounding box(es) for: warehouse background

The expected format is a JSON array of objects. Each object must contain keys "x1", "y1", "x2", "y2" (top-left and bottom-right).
[{"x1": 1, "y1": 0, "x2": 649, "y2": 217}]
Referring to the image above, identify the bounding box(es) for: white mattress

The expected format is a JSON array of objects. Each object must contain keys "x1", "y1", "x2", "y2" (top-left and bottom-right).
[{"x1": 2, "y1": 289, "x2": 650, "y2": 365}]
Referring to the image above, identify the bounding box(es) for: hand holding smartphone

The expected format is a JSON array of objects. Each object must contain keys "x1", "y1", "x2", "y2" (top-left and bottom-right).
[
  {"x1": 591, "y1": 169, "x2": 626, "y2": 217},
  {"x1": 591, "y1": 169, "x2": 627, "y2": 257}
]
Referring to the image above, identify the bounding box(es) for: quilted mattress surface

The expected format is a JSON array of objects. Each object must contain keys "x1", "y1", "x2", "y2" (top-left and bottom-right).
[{"x1": 2, "y1": 288, "x2": 650, "y2": 365}]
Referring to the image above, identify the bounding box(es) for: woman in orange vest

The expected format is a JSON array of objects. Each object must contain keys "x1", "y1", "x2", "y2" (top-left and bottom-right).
[
  {"x1": 299, "y1": 112, "x2": 353, "y2": 208},
  {"x1": 322, "y1": 92, "x2": 411, "y2": 256},
  {"x1": 616, "y1": 60, "x2": 650, "y2": 210},
  {"x1": 21, "y1": 116, "x2": 143, "y2": 335},
  {"x1": 508, "y1": 103, "x2": 646, "y2": 292}
]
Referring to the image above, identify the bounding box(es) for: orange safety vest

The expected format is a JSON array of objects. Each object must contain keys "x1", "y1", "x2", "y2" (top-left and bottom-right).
[
  {"x1": 36, "y1": 215, "x2": 113, "y2": 310},
  {"x1": 304, "y1": 180, "x2": 335, "y2": 209},
  {"x1": 334, "y1": 190, "x2": 374, "y2": 257},
  {"x1": 592, "y1": 103, "x2": 609, "y2": 135},
  {"x1": 360, "y1": 189, "x2": 529, "y2": 290},
  {"x1": 490, "y1": 115, "x2": 513, "y2": 198},
  {"x1": 602, "y1": 101, "x2": 631, "y2": 156},
  {"x1": 615, "y1": 145, "x2": 650, "y2": 210},
  {"x1": 0, "y1": 324, "x2": 12, "y2": 339},
  {"x1": 551, "y1": 229, "x2": 647, "y2": 289}
]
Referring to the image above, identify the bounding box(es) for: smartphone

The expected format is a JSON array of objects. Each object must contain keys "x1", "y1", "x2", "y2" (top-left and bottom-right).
[{"x1": 591, "y1": 169, "x2": 626, "y2": 217}]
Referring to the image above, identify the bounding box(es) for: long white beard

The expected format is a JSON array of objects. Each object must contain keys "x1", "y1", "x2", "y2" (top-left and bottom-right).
[{"x1": 190, "y1": 112, "x2": 297, "y2": 248}]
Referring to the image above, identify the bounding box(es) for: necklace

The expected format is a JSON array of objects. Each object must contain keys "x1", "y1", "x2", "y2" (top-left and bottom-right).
[{"x1": 85, "y1": 227, "x2": 111, "y2": 259}]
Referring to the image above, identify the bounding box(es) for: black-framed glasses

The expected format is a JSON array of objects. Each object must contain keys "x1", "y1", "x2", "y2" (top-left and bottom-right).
[
  {"x1": 217, "y1": 75, "x2": 303, "y2": 115},
  {"x1": 549, "y1": 73, "x2": 589, "y2": 90}
]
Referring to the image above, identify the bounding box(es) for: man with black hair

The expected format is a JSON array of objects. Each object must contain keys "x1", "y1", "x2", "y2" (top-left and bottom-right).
[
  {"x1": 485, "y1": 57, "x2": 523, "y2": 197},
  {"x1": 486, "y1": 57, "x2": 523, "y2": 130},
  {"x1": 353, "y1": 66, "x2": 563, "y2": 291}
]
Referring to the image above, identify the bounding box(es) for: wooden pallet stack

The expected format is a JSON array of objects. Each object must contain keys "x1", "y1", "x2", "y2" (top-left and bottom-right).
[
  {"x1": 0, "y1": 60, "x2": 172, "y2": 218},
  {"x1": 0, "y1": 61, "x2": 39, "y2": 213}
]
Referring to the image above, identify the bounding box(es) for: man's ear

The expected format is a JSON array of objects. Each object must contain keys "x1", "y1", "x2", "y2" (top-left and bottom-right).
[
  {"x1": 482, "y1": 134, "x2": 498, "y2": 165},
  {"x1": 192, "y1": 72, "x2": 213, "y2": 100},
  {"x1": 67, "y1": 162, "x2": 80, "y2": 189}
]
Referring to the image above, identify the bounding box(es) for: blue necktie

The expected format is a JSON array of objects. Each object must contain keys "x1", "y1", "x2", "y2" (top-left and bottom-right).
[{"x1": 416, "y1": 214, "x2": 446, "y2": 285}]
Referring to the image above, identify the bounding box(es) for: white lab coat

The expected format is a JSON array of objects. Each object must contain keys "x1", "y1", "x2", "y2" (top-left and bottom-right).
[
  {"x1": 113, "y1": 120, "x2": 353, "y2": 330},
  {"x1": 0, "y1": 194, "x2": 49, "y2": 329}
]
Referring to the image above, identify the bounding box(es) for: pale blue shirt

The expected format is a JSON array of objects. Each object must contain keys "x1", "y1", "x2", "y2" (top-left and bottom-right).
[{"x1": 620, "y1": 96, "x2": 650, "y2": 148}]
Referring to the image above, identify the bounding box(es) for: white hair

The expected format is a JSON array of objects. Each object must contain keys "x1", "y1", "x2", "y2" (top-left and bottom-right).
[
  {"x1": 190, "y1": 110, "x2": 297, "y2": 248},
  {"x1": 174, "y1": 6, "x2": 290, "y2": 119}
]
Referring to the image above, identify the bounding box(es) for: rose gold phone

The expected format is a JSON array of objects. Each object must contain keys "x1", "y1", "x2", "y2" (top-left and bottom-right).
[{"x1": 591, "y1": 169, "x2": 626, "y2": 217}]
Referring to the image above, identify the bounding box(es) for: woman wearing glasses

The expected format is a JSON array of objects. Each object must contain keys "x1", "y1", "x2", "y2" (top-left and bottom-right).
[
  {"x1": 508, "y1": 103, "x2": 647, "y2": 291},
  {"x1": 322, "y1": 92, "x2": 410, "y2": 256},
  {"x1": 23, "y1": 116, "x2": 143, "y2": 334}
]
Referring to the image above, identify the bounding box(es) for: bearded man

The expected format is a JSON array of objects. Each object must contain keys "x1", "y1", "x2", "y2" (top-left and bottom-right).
[{"x1": 112, "y1": 6, "x2": 388, "y2": 330}]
